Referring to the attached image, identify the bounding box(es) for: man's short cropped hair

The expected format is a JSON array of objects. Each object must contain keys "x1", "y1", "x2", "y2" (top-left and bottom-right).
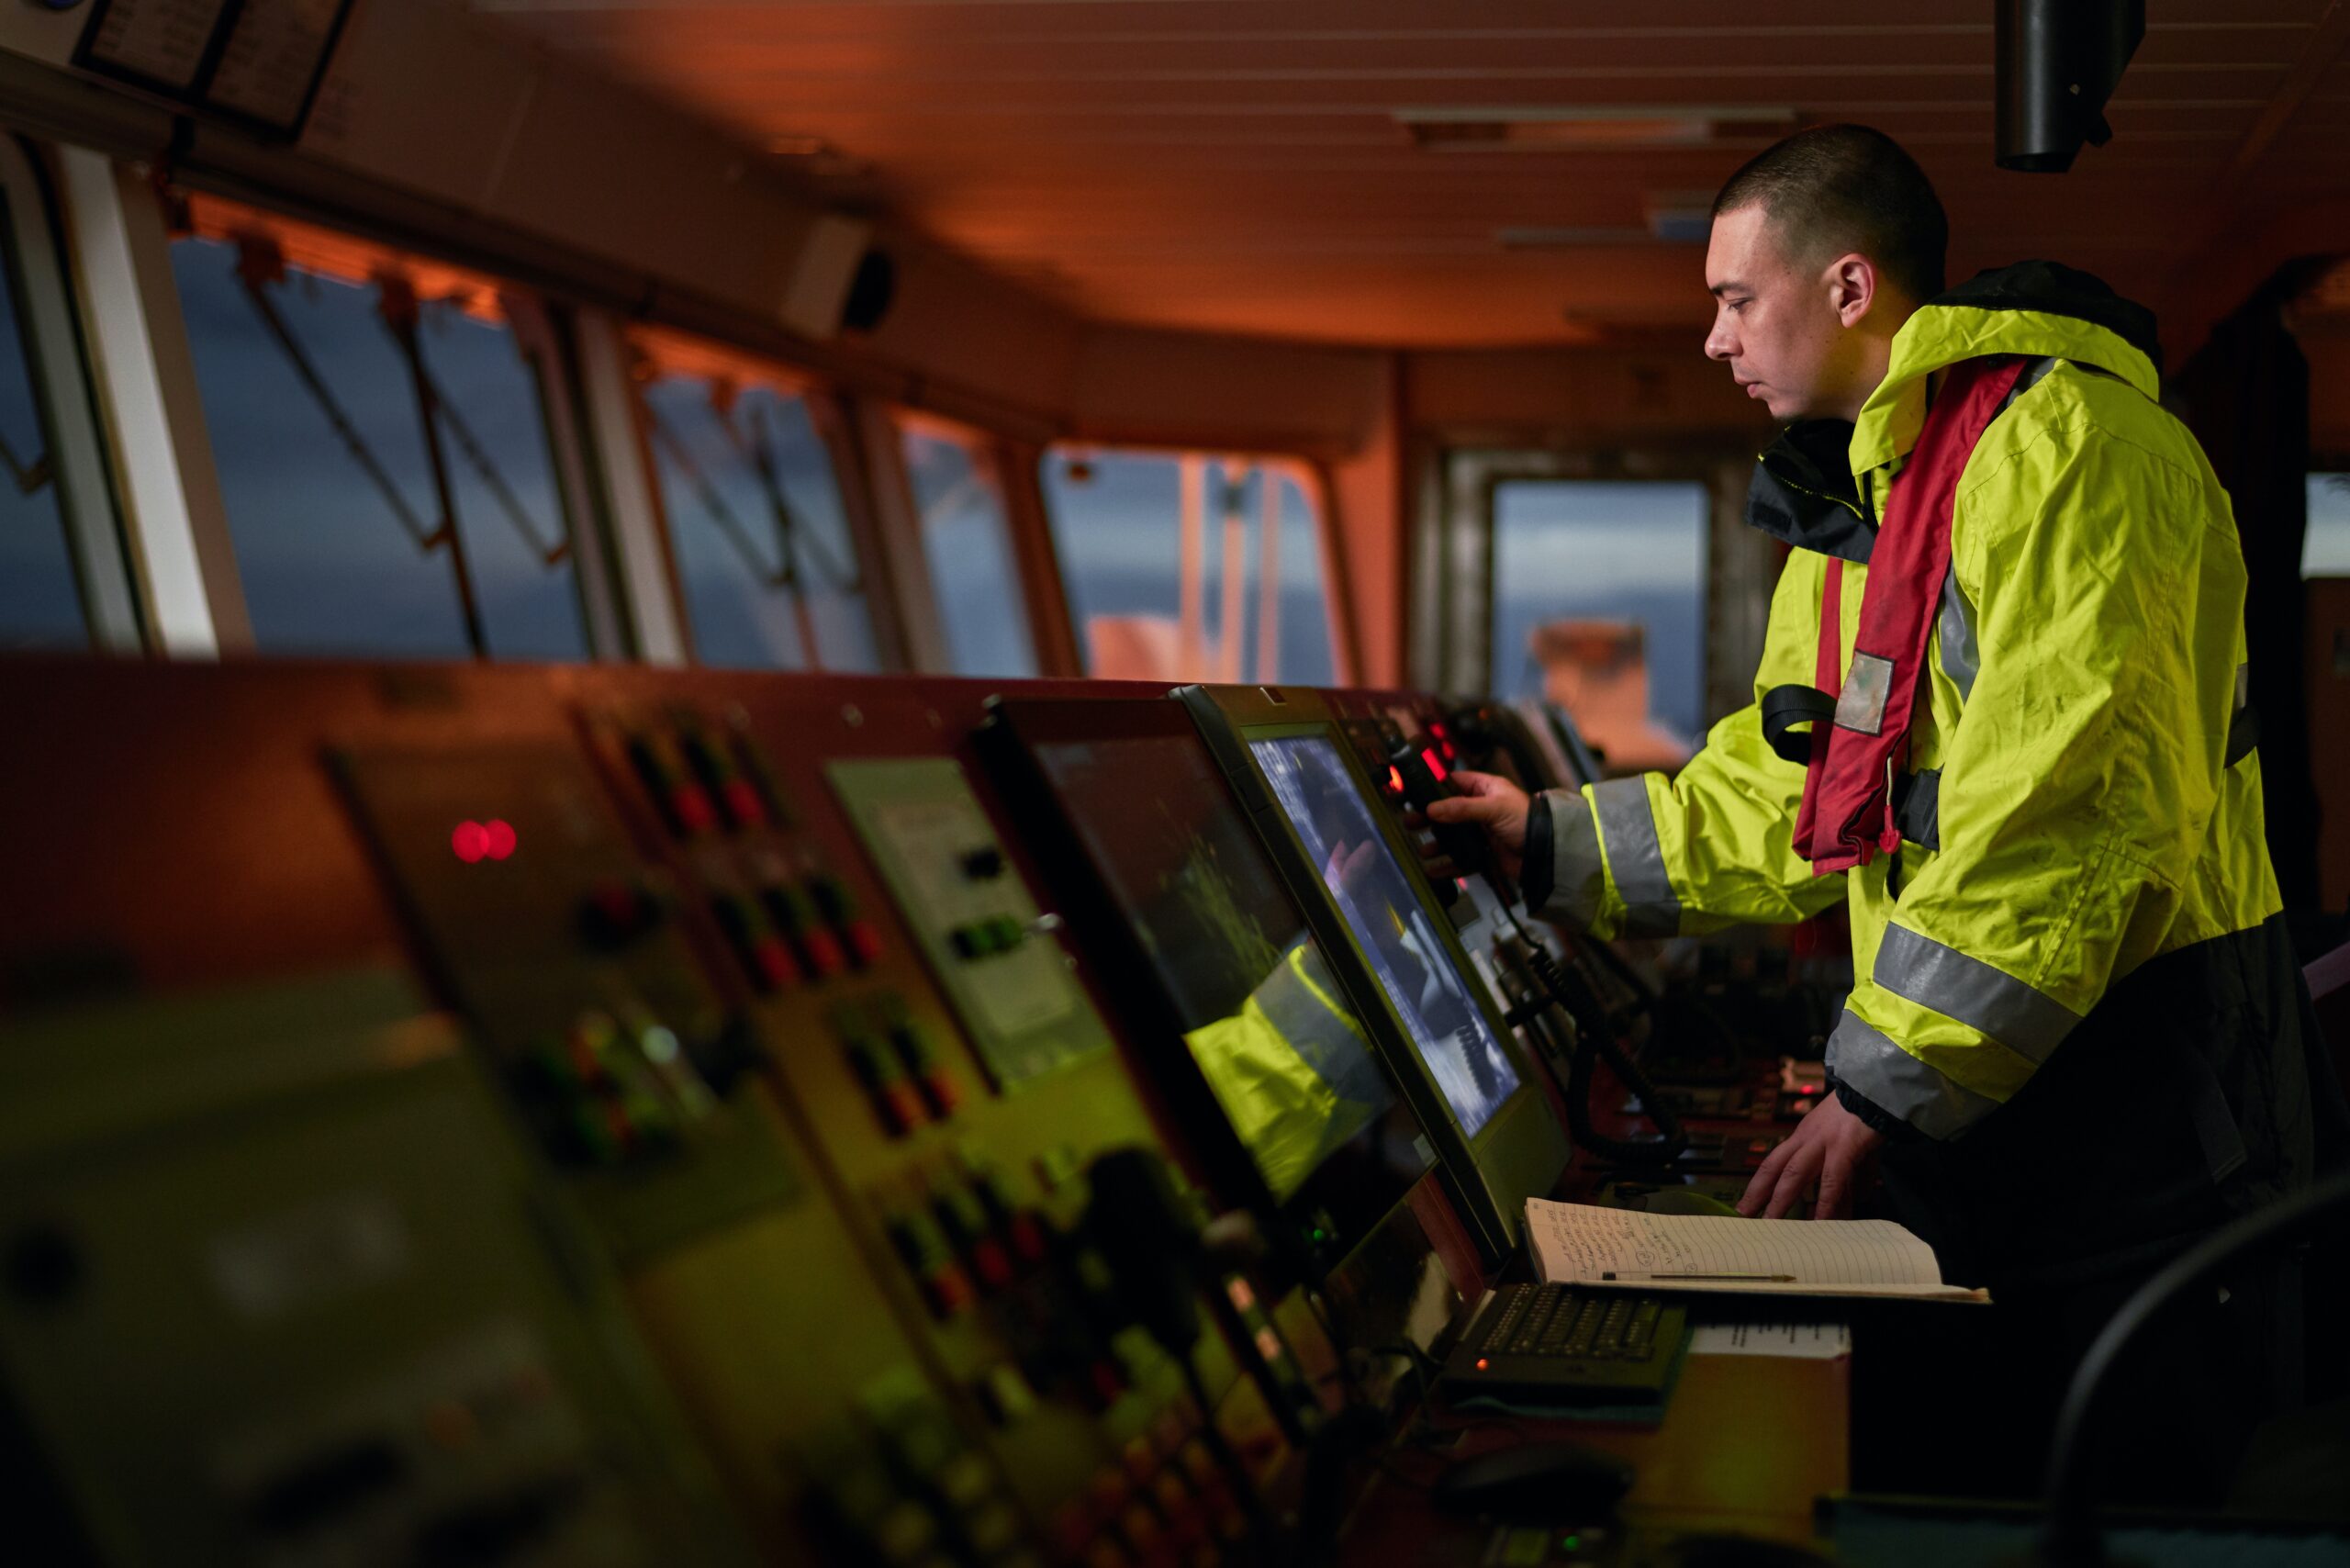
[{"x1": 1712, "y1": 125, "x2": 1948, "y2": 303}]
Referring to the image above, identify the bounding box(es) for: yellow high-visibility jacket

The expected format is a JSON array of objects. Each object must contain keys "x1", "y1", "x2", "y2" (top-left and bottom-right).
[{"x1": 1531, "y1": 263, "x2": 2287, "y2": 1169}]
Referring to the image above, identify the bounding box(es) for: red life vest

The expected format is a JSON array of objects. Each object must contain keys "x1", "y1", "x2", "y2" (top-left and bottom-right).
[{"x1": 1787, "y1": 354, "x2": 2029, "y2": 874}]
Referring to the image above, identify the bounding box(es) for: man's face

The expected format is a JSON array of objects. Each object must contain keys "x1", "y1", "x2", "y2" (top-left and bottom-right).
[{"x1": 1702, "y1": 204, "x2": 1857, "y2": 423}]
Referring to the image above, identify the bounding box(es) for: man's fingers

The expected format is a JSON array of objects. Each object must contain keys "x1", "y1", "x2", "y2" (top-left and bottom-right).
[
  {"x1": 1766, "y1": 1143, "x2": 1821, "y2": 1219},
  {"x1": 1739, "y1": 1139, "x2": 1796, "y2": 1216},
  {"x1": 1813, "y1": 1158, "x2": 1851, "y2": 1221}
]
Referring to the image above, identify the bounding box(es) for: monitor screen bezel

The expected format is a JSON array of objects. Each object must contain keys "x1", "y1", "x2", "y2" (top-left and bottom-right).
[
  {"x1": 1175, "y1": 685, "x2": 1557, "y2": 1263},
  {"x1": 977, "y1": 694, "x2": 1441, "y2": 1289}
]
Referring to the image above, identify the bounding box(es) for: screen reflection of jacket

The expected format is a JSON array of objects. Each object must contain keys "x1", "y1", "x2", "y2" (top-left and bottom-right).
[{"x1": 1183, "y1": 939, "x2": 1384, "y2": 1204}]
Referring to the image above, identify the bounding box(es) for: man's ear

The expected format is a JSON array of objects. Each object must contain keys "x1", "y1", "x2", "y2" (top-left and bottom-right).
[{"x1": 1825, "y1": 252, "x2": 1877, "y2": 328}]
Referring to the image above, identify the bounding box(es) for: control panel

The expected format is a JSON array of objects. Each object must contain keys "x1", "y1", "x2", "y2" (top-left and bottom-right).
[
  {"x1": 0, "y1": 659, "x2": 1841, "y2": 1568},
  {"x1": 573, "y1": 684, "x2": 1303, "y2": 1545}
]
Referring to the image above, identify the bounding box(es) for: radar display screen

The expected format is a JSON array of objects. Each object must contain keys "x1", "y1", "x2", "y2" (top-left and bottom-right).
[
  {"x1": 1027, "y1": 732, "x2": 1425, "y2": 1208},
  {"x1": 1246, "y1": 734, "x2": 1521, "y2": 1137}
]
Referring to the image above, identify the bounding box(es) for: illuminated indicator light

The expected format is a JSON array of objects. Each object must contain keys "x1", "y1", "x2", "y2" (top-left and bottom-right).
[
  {"x1": 481, "y1": 819, "x2": 518, "y2": 860},
  {"x1": 1419, "y1": 746, "x2": 1448, "y2": 782},
  {"x1": 451, "y1": 821, "x2": 489, "y2": 862},
  {"x1": 1254, "y1": 1325, "x2": 1284, "y2": 1362},
  {"x1": 1226, "y1": 1278, "x2": 1256, "y2": 1313},
  {"x1": 1475, "y1": 1357, "x2": 1490, "y2": 1371},
  {"x1": 1563, "y1": 1537, "x2": 1582, "y2": 1552},
  {"x1": 1386, "y1": 766, "x2": 1404, "y2": 795}
]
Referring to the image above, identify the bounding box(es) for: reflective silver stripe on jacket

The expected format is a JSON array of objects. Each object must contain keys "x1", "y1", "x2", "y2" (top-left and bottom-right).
[
  {"x1": 1873, "y1": 924, "x2": 2082, "y2": 1064},
  {"x1": 1590, "y1": 777, "x2": 1682, "y2": 937},
  {"x1": 1825, "y1": 1008, "x2": 2002, "y2": 1141},
  {"x1": 1539, "y1": 790, "x2": 1607, "y2": 933},
  {"x1": 1938, "y1": 572, "x2": 1980, "y2": 699}
]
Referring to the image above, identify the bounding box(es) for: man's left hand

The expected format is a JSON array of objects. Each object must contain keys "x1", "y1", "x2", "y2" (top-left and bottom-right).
[{"x1": 1738, "y1": 1092, "x2": 1886, "y2": 1220}]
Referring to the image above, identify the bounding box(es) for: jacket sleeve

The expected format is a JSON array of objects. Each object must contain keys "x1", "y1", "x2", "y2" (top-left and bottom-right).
[
  {"x1": 1826, "y1": 431, "x2": 2252, "y2": 1139},
  {"x1": 1529, "y1": 550, "x2": 1848, "y2": 937}
]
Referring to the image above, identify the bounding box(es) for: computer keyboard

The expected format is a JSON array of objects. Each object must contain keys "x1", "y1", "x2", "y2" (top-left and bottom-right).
[{"x1": 1439, "y1": 1284, "x2": 1689, "y2": 1407}]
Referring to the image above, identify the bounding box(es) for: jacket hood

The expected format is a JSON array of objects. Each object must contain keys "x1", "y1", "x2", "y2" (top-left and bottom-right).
[{"x1": 1848, "y1": 261, "x2": 2163, "y2": 476}]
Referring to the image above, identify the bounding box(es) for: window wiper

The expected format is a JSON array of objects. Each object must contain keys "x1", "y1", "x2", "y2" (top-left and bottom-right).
[
  {"x1": 0, "y1": 429, "x2": 51, "y2": 498},
  {"x1": 726, "y1": 395, "x2": 862, "y2": 594},
  {"x1": 232, "y1": 240, "x2": 443, "y2": 554},
  {"x1": 397, "y1": 299, "x2": 570, "y2": 568},
  {"x1": 645, "y1": 389, "x2": 824, "y2": 668},
  {"x1": 643, "y1": 402, "x2": 794, "y2": 588}
]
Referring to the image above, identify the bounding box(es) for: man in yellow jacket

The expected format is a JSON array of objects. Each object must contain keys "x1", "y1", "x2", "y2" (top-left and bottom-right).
[{"x1": 1433, "y1": 125, "x2": 2333, "y2": 1491}]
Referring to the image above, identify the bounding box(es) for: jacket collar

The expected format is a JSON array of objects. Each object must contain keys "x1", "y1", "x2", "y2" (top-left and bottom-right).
[
  {"x1": 1749, "y1": 418, "x2": 1877, "y2": 564},
  {"x1": 1848, "y1": 261, "x2": 2162, "y2": 476}
]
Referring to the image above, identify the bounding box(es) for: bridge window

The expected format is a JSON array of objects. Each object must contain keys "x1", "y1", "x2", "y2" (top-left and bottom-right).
[
  {"x1": 2306, "y1": 473, "x2": 2350, "y2": 577},
  {"x1": 1039, "y1": 448, "x2": 1335, "y2": 685},
  {"x1": 0, "y1": 151, "x2": 106, "y2": 650},
  {"x1": 900, "y1": 417, "x2": 1035, "y2": 678},
  {"x1": 168, "y1": 196, "x2": 589, "y2": 659},
  {"x1": 1490, "y1": 480, "x2": 1708, "y2": 771},
  {"x1": 634, "y1": 332, "x2": 879, "y2": 672}
]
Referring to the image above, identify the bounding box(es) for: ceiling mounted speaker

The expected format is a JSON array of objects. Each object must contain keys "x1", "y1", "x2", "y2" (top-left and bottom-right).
[
  {"x1": 1996, "y1": 0, "x2": 2144, "y2": 173},
  {"x1": 778, "y1": 213, "x2": 877, "y2": 340},
  {"x1": 841, "y1": 249, "x2": 896, "y2": 335}
]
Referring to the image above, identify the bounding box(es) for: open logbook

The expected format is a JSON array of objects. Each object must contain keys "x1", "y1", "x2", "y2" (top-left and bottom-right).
[{"x1": 1526, "y1": 1199, "x2": 1991, "y2": 1303}]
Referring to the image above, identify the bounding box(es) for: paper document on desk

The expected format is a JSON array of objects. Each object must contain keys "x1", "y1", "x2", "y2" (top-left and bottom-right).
[
  {"x1": 1525, "y1": 1199, "x2": 1990, "y2": 1303},
  {"x1": 1690, "y1": 1321, "x2": 1852, "y2": 1359}
]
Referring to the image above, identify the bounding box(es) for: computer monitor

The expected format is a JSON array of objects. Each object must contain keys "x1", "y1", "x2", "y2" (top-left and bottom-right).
[
  {"x1": 979, "y1": 697, "x2": 1437, "y2": 1287},
  {"x1": 1177, "y1": 686, "x2": 1569, "y2": 1262}
]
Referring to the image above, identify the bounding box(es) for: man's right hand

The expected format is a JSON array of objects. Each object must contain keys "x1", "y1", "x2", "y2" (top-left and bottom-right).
[{"x1": 1424, "y1": 770, "x2": 1530, "y2": 882}]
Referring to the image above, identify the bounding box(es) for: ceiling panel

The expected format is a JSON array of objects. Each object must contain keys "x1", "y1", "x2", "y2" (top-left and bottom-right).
[{"x1": 465, "y1": 0, "x2": 2350, "y2": 347}]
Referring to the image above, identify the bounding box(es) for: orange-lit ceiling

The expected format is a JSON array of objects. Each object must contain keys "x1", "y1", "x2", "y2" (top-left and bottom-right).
[{"x1": 464, "y1": 0, "x2": 2350, "y2": 350}]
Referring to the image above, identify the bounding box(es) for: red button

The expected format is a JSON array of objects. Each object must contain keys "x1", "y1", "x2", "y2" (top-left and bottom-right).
[
  {"x1": 721, "y1": 777, "x2": 767, "y2": 829},
  {"x1": 844, "y1": 920, "x2": 884, "y2": 969},
  {"x1": 920, "y1": 1070, "x2": 960, "y2": 1118},
  {"x1": 800, "y1": 928, "x2": 847, "y2": 979},
  {"x1": 878, "y1": 1081, "x2": 926, "y2": 1137},
  {"x1": 925, "y1": 1264, "x2": 975, "y2": 1316},
  {"x1": 752, "y1": 935, "x2": 800, "y2": 991},
  {"x1": 969, "y1": 1237, "x2": 1014, "y2": 1291},
  {"x1": 1009, "y1": 1213, "x2": 1049, "y2": 1264},
  {"x1": 668, "y1": 783, "x2": 718, "y2": 835}
]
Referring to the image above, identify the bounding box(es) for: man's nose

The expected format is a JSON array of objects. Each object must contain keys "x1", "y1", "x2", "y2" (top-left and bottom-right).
[{"x1": 1704, "y1": 315, "x2": 1736, "y2": 362}]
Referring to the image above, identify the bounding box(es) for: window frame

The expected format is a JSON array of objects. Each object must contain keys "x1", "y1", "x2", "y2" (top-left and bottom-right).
[
  {"x1": 625, "y1": 326, "x2": 907, "y2": 673},
  {"x1": 157, "y1": 189, "x2": 625, "y2": 662},
  {"x1": 884, "y1": 407, "x2": 1047, "y2": 678},
  {"x1": 0, "y1": 135, "x2": 140, "y2": 652},
  {"x1": 1433, "y1": 445, "x2": 1759, "y2": 724},
  {"x1": 2308, "y1": 462, "x2": 2350, "y2": 580},
  {"x1": 1037, "y1": 442, "x2": 1353, "y2": 687}
]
